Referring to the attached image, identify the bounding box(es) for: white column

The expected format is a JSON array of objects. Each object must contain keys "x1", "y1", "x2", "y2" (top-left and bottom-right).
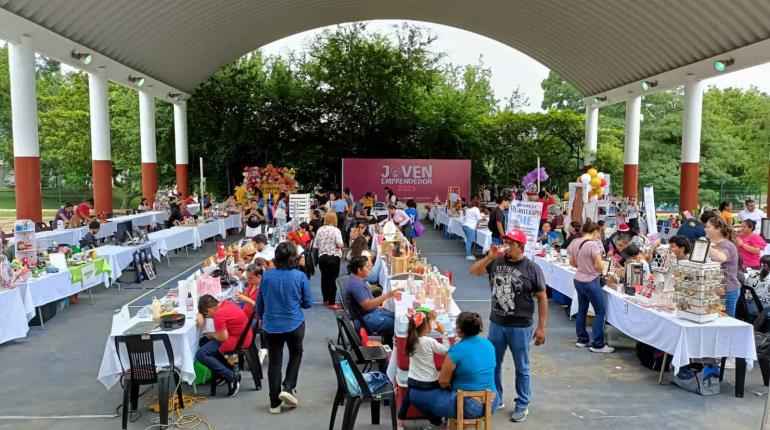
[
  {"x1": 174, "y1": 102, "x2": 188, "y2": 165},
  {"x1": 583, "y1": 104, "x2": 599, "y2": 166},
  {"x1": 624, "y1": 96, "x2": 641, "y2": 165},
  {"x1": 139, "y1": 90, "x2": 156, "y2": 163},
  {"x1": 682, "y1": 77, "x2": 703, "y2": 164},
  {"x1": 88, "y1": 71, "x2": 111, "y2": 160},
  {"x1": 9, "y1": 35, "x2": 39, "y2": 158}
]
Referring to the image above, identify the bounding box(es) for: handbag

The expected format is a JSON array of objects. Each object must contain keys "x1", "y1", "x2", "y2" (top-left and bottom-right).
[{"x1": 413, "y1": 220, "x2": 426, "y2": 238}]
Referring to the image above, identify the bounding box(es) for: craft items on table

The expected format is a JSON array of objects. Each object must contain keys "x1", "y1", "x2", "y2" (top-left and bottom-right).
[{"x1": 672, "y1": 261, "x2": 725, "y2": 323}]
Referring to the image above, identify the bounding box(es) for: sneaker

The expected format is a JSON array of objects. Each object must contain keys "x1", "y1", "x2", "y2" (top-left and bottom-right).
[
  {"x1": 575, "y1": 342, "x2": 588, "y2": 348},
  {"x1": 269, "y1": 404, "x2": 282, "y2": 414},
  {"x1": 589, "y1": 345, "x2": 615, "y2": 354},
  {"x1": 510, "y1": 408, "x2": 529, "y2": 422},
  {"x1": 258, "y1": 348, "x2": 268, "y2": 363},
  {"x1": 466, "y1": 255, "x2": 476, "y2": 261},
  {"x1": 497, "y1": 402, "x2": 506, "y2": 410},
  {"x1": 279, "y1": 390, "x2": 298, "y2": 407},
  {"x1": 227, "y1": 373, "x2": 241, "y2": 397}
]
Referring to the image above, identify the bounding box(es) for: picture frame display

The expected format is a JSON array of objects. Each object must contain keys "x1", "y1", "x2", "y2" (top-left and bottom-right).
[{"x1": 689, "y1": 238, "x2": 711, "y2": 264}]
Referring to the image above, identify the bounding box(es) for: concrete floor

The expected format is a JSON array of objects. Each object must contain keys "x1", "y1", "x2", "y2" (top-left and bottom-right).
[{"x1": 0, "y1": 225, "x2": 767, "y2": 430}]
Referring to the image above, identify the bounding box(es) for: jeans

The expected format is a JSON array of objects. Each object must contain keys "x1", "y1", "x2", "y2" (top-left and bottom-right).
[
  {"x1": 574, "y1": 277, "x2": 606, "y2": 349},
  {"x1": 488, "y1": 322, "x2": 533, "y2": 411},
  {"x1": 362, "y1": 309, "x2": 395, "y2": 333},
  {"x1": 462, "y1": 225, "x2": 475, "y2": 257},
  {"x1": 410, "y1": 388, "x2": 499, "y2": 419},
  {"x1": 195, "y1": 339, "x2": 235, "y2": 382},
  {"x1": 265, "y1": 322, "x2": 305, "y2": 408},
  {"x1": 318, "y1": 254, "x2": 341, "y2": 304},
  {"x1": 725, "y1": 289, "x2": 739, "y2": 317},
  {"x1": 368, "y1": 257, "x2": 382, "y2": 284}
]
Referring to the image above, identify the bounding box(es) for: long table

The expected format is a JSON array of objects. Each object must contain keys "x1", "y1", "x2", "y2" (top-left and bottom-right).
[
  {"x1": 96, "y1": 242, "x2": 160, "y2": 280},
  {"x1": 604, "y1": 286, "x2": 756, "y2": 397},
  {"x1": 148, "y1": 226, "x2": 200, "y2": 256},
  {"x1": 0, "y1": 287, "x2": 35, "y2": 344},
  {"x1": 532, "y1": 255, "x2": 581, "y2": 316}
]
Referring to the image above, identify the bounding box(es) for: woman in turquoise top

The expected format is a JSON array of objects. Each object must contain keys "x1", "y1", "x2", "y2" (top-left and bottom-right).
[{"x1": 409, "y1": 311, "x2": 499, "y2": 423}]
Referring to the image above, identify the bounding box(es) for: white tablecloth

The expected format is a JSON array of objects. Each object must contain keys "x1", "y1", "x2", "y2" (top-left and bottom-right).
[
  {"x1": 0, "y1": 287, "x2": 35, "y2": 344},
  {"x1": 436, "y1": 210, "x2": 450, "y2": 228},
  {"x1": 533, "y1": 255, "x2": 581, "y2": 316},
  {"x1": 148, "y1": 227, "x2": 200, "y2": 256},
  {"x1": 193, "y1": 219, "x2": 226, "y2": 242},
  {"x1": 223, "y1": 214, "x2": 243, "y2": 232},
  {"x1": 604, "y1": 287, "x2": 757, "y2": 373},
  {"x1": 109, "y1": 211, "x2": 168, "y2": 228},
  {"x1": 96, "y1": 242, "x2": 161, "y2": 280},
  {"x1": 97, "y1": 306, "x2": 200, "y2": 389},
  {"x1": 15, "y1": 269, "x2": 74, "y2": 308},
  {"x1": 447, "y1": 217, "x2": 465, "y2": 238},
  {"x1": 32, "y1": 229, "x2": 84, "y2": 248},
  {"x1": 475, "y1": 229, "x2": 492, "y2": 253}
]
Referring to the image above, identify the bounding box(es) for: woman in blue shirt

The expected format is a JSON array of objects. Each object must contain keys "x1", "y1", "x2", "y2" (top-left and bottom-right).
[
  {"x1": 409, "y1": 312, "x2": 499, "y2": 423},
  {"x1": 256, "y1": 241, "x2": 313, "y2": 414},
  {"x1": 404, "y1": 199, "x2": 419, "y2": 245}
]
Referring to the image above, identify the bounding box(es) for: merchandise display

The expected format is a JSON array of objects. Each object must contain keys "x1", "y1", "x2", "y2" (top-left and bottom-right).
[{"x1": 673, "y1": 261, "x2": 724, "y2": 323}]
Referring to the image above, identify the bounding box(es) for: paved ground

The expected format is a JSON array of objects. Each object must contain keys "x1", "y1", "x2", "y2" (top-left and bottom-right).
[{"x1": 0, "y1": 223, "x2": 767, "y2": 430}]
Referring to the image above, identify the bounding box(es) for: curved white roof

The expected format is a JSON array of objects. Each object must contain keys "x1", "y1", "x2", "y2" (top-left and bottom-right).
[{"x1": 2, "y1": 0, "x2": 770, "y2": 95}]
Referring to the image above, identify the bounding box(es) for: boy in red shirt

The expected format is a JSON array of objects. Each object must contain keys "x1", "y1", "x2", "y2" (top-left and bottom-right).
[{"x1": 195, "y1": 294, "x2": 253, "y2": 397}]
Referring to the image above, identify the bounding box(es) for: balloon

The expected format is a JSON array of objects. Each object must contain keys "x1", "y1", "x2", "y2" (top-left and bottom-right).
[
  {"x1": 600, "y1": 178, "x2": 607, "y2": 187},
  {"x1": 563, "y1": 191, "x2": 570, "y2": 200},
  {"x1": 587, "y1": 168, "x2": 598, "y2": 178},
  {"x1": 597, "y1": 172, "x2": 605, "y2": 180},
  {"x1": 590, "y1": 177, "x2": 601, "y2": 187},
  {"x1": 580, "y1": 173, "x2": 591, "y2": 184}
]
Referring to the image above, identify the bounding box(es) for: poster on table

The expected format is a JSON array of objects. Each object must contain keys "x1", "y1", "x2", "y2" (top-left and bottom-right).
[
  {"x1": 643, "y1": 186, "x2": 658, "y2": 237},
  {"x1": 507, "y1": 200, "x2": 543, "y2": 248},
  {"x1": 342, "y1": 158, "x2": 471, "y2": 203}
]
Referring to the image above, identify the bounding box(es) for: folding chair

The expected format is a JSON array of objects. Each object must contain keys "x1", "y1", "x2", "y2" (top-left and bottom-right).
[{"x1": 335, "y1": 310, "x2": 388, "y2": 372}]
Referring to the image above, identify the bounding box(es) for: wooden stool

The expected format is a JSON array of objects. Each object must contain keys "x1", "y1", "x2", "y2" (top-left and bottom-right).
[{"x1": 448, "y1": 389, "x2": 495, "y2": 430}]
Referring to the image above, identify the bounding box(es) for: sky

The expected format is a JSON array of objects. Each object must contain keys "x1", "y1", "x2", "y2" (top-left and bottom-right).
[{"x1": 260, "y1": 20, "x2": 770, "y2": 112}]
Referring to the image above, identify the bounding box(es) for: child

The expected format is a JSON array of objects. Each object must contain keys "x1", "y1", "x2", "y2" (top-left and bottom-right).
[{"x1": 397, "y1": 308, "x2": 449, "y2": 426}]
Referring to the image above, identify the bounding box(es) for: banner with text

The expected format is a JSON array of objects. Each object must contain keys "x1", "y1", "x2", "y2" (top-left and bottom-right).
[
  {"x1": 643, "y1": 186, "x2": 658, "y2": 237},
  {"x1": 507, "y1": 200, "x2": 543, "y2": 248},
  {"x1": 342, "y1": 158, "x2": 471, "y2": 203}
]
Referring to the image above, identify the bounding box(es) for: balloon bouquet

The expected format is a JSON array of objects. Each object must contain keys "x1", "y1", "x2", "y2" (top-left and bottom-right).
[{"x1": 578, "y1": 168, "x2": 607, "y2": 202}]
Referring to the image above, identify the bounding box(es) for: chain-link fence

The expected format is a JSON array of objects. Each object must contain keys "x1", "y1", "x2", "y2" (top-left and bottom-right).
[{"x1": 652, "y1": 181, "x2": 764, "y2": 213}]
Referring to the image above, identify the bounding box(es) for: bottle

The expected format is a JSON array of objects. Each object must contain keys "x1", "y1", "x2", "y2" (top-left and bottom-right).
[
  {"x1": 186, "y1": 292, "x2": 194, "y2": 312},
  {"x1": 151, "y1": 297, "x2": 161, "y2": 322}
]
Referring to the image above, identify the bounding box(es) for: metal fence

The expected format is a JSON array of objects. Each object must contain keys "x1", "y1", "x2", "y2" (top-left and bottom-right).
[{"x1": 652, "y1": 181, "x2": 764, "y2": 213}]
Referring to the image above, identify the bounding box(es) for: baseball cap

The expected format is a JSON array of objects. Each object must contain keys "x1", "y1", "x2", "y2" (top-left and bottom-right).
[
  {"x1": 618, "y1": 223, "x2": 630, "y2": 232},
  {"x1": 501, "y1": 228, "x2": 527, "y2": 246}
]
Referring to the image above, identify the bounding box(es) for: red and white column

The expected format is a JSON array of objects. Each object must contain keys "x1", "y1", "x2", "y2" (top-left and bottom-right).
[
  {"x1": 89, "y1": 70, "x2": 112, "y2": 216},
  {"x1": 623, "y1": 96, "x2": 641, "y2": 198},
  {"x1": 583, "y1": 104, "x2": 599, "y2": 169},
  {"x1": 174, "y1": 101, "x2": 189, "y2": 198},
  {"x1": 139, "y1": 90, "x2": 157, "y2": 206},
  {"x1": 9, "y1": 35, "x2": 42, "y2": 221},
  {"x1": 680, "y1": 76, "x2": 703, "y2": 213}
]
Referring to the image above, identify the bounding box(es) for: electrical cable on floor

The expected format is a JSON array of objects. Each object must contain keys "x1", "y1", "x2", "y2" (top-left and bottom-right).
[{"x1": 141, "y1": 369, "x2": 213, "y2": 430}]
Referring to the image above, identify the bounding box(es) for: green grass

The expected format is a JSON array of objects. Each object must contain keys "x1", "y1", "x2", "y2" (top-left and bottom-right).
[{"x1": 0, "y1": 187, "x2": 131, "y2": 210}]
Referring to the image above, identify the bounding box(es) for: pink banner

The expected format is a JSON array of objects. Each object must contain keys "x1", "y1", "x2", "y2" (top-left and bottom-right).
[{"x1": 342, "y1": 158, "x2": 471, "y2": 203}]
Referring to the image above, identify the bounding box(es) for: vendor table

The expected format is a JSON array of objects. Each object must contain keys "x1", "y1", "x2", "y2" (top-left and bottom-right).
[
  {"x1": 98, "y1": 306, "x2": 200, "y2": 389},
  {"x1": 436, "y1": 210, "x2": 450, "y2": 229},
  {"x1": 95, "y1": 242, "x2": 161, "y2": 281},
  {"x1": 603, "y1": 286, "x2": 756, "y2": 397},
  {"x1": 0, "y1": 287, "x2": 35, "y2": 344},
  {"x1": 475, "y1": 228, "x2": 492, "y2": 253},
  {"x1": 532, "y1": 255, "x2": 581, "y2": 316},
  {"x1": 148, "y1": 226, "x2": 200, "y2": 257},
  {"x1": 447, "y1": 217, "x2": 465, "y2": 238},
  {"x1": 190, "y1": 219, "x2": 227, "y2": 243},
  {"x1": 223, "y1": 213, "x2": 243, "y2": 232},
  {"x1": 32, "y1": 228, "x2": 83, "y2": 248}
]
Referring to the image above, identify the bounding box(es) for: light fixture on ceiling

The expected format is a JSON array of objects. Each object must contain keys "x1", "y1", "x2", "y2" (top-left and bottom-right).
[
  {"x1": 71, "y1": 50, "x2": 93, "y2": 65},
  {"x1": 593, "y1": 96, "x2": 607, "y2": 103},
  {"x1": 128, "y1": 75, "x2": 145, "y2": 87},
  {"x1": 168, "y1": 92, "x2": 183, "y2": 101},
  {"x1": 641, "y1": 80, "x2": 658, "y2": 91},
  {"x1": 713, "y1": 58, "x2": 734, "y2": 73}
]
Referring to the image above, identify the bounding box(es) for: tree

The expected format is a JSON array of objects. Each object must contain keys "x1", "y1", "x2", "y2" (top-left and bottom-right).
[{"x1": 540, "y1": 71, "x2": 584, "y2": 111}]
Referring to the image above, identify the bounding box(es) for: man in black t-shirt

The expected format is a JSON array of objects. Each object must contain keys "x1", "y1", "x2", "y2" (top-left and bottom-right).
[
  {"x1": 488, "y1": 195, "x2": 510, "y2": 245},
  {"x1": 469, "y1": 228, "x2": 547, "y2": 422}
]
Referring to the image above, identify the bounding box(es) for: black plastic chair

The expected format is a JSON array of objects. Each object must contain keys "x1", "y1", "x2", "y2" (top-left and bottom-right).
[
  {"x1": 335, "y1": 310, "x2": 388, "y2": 372},
  {"x1": 327, "y1": 341, "x2": 396, "y2": 430},
  {"x1": 114, "y1": 334, "x2": 183, "y2": 430},
  {"x1": 336, "y1": 275, "x2": 384, "y2": 342},
  {"x1": 209, "y1": 309, "x2": 262, "y2": 395}
]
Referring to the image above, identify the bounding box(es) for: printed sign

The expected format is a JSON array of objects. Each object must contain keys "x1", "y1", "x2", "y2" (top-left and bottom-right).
[
  {"x1": 644, "y1": 186, "x2": 658, "y2": 237},
  {"x1": 507, "y1": 200, "x2": 543, "y2": 248},
  {"x1": 342, "y1": 158, "x2": 471, "y2": 203}
]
